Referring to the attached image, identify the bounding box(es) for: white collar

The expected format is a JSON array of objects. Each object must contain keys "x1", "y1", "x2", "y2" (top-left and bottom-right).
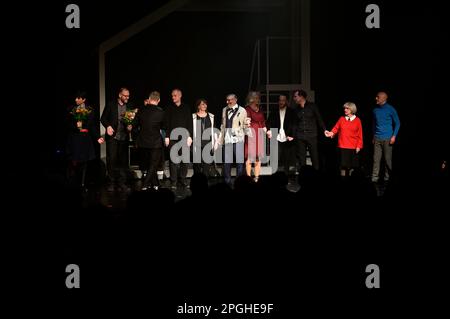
[
  {"x1": 228, "y1": 104, "x2": 238, "y2": 111},
  {"x1": 346, "y1": 115, "x2": 356, "y2": 121}
]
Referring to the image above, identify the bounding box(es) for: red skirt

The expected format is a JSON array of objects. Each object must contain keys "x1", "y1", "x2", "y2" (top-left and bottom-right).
[{"x1": 245, "y1": 127, "x2": 266, "y2": 161}]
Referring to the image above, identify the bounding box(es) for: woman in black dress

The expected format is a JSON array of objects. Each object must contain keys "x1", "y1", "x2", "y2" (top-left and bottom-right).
[{"x1": 66, "y1": 91, "x2": 104, "y2": 188}]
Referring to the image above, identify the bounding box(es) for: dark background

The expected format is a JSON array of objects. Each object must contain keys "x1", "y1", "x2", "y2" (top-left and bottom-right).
[
  {"x1": 7, "y1": 0, "x2": 448, "y2": 313},
  {"x1": 42, "y1": 0, "x2": 449, "y2": 177}
]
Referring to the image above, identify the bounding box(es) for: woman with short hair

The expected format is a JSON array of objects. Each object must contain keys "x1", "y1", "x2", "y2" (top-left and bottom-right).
[
  {"x1": 192, "y1": 98, "x2": 216, "y2": 176},
  {"x1": 244, "y1": 91, "x2": 269, "y2": 182},
  {"x1": 325, "y1": 102, "x2": 363, "y2": 177},
  {"x1": 66, "y1": 91, "x2": 104, "y2": 189}
]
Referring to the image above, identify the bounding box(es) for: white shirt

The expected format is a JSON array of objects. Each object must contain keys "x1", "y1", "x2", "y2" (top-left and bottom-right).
[
  {"x1": 277, "y1": 108, "x2": 287, "y2": 142},
  {"x1": 227, "y1": 104, "x2": 238, "y2": 119},
  {"x1": 225, "y1": 104, "x2": 240, "y2": 144}
]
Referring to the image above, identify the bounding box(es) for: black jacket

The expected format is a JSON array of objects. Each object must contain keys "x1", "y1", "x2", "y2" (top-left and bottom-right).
[
  {"x1": 164, "y1": 103, "x2": 193, "y2": 141},
  {"x1": 293, "y1": 101, "x2": 326, "y2": 138},
  {"x1": 267, "y1": 106, "x2": 296, "y2": 137},
  {"x1": 134, "y1": 105, "x2": 165, "y2": 149},
  {"x1": 100, "y1": 100, "x2": 133, "y2": 140}
]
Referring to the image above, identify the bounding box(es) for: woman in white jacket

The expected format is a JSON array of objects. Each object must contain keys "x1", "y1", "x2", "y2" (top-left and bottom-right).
[{"x1": 192, "y1": 99, "x2": 217, "y2": 176}]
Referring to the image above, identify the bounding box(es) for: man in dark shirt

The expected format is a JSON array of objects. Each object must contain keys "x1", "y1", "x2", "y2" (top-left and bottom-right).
[
  {"x1": 164, "y1": 88, "x2": 193, "y2": 189},
  {"x1": 132, "y1": 91, "x2": 165, "y2": 190},
  {"x1": 100, "y1": 87, "x2": 133, "y2": 192},
  {"x1": 292, "y1": 89, "x2": 326, "y2": 171}
]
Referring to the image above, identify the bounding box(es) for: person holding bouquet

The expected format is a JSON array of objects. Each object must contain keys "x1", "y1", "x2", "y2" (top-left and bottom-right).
[
  {"x1": 100, "y1": 87, "x2": 133, "y2": 192},
  {"x1": 123, "y1": 107, "x2": 138, "y2": 139},
  {"x1": 66, "y1": 91, "x2": 104, "y2": 189},
  {"x1": 324, "y1": 102, "x2": 363, "y2": 177}
]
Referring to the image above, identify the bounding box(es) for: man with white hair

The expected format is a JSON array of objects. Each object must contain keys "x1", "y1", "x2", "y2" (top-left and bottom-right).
[{"x1": 218, "y1": 94, "x2": 249, "y2": 186}]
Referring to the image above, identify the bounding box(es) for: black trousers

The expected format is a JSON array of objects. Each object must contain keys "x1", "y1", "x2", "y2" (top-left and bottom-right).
[
  {"x1": 295, "y1": 137, "x2": 320, "y2": 170},
  {"x1": 141, "y1": 148, "x2": 162, "y2": 187},
  {"x1": 168, "y1": 141, "x2": 188, "y2": 185},
  {"x1": 192, "y1": 143, "x2": 213, "y2": 177},
  {"x1": 106, "y1": 138, "x2": 129, "y2": 184},
  {"x1": 193, "y1": 163, "x2": 212, "y2": 177},
  {"x1": 278, "y1": 140, "x2": 294, "y2": 175},
  {"x1": 67, "y1": 160, "x2": 88, "y2": 188}
]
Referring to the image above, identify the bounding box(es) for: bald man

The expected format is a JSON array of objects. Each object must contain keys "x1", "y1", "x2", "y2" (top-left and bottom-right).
[
  {"x1": 164, "y1": 88, "x2": 193, "y2": 189},
  {"x1": 372, "y1": 91, "x2": 400, "y2": 183}
]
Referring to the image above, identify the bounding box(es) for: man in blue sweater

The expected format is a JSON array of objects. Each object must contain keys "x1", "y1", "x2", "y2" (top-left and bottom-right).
[{"x1": 372, "y1": 91, "x2": 400, "y2": 183}]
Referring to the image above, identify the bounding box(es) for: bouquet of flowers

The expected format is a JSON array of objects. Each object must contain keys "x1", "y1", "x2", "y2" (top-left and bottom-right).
[
  {"x1": 122, "y1": 108, "x2": 138, "y2": 126},
  {"x1": 71, "y1": 106, "x2": 92, "y2": 132}
]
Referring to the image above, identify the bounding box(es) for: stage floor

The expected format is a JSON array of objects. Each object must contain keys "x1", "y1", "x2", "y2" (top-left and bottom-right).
[{"x1": 78, "y1": 175, "x2": 301, "y2": 213}]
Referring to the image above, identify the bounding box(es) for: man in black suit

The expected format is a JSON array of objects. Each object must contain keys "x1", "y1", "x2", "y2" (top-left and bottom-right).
[
  {"x1": 267, "y1": 94, "x2": 296, "y2": 176},
  {"x1": 132, "y1": 91, "x2": 165, "y2": 190},
  {"x1": 100, "y1": 87, "x2": 132, "y2": 192}
]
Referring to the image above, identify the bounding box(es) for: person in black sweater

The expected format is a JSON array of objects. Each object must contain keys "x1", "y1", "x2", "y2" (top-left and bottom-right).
[
  {"x1": 164, "y1": 89, "x2": 193, "y2": 189},
  {"x1": 66, "y1": 91, "x2": 104, "y2": 189},
  {"x1": 132, "y1": 91, "x2": 165, "y2": 190},
  {"x1": 292, "y1": 89, "x2": 327, "y2": 171},
  {"x1": 100, "y1": 87, "x2": 133, "y2": 192}
]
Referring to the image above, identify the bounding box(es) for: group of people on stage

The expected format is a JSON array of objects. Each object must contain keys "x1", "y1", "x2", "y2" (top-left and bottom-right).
[{"x1": 66, "y1": 87, "x2": 400, "y2": 191}]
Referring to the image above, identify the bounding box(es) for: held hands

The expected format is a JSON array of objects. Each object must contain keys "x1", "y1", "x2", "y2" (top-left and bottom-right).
[
  {"x1": 245, "y1": 117, "x2": 251, "y2": 126},
  {"x1": 76, "y1": 121, "x2": 82, "y2": 128},
  {"x1": 98, "y1": 137, "x2": 105, "y2": 144},
  {"x1": 324, "y1": 130, "x2": 334, "y2": 138},
  {"x1": 165, "y1": 137, "x2": 170, "y2": 147},
  {"x1": 287, "y1": 136, "x2": 294, "y2": 141},
  {"x1": 107, "y1": 126, "x2": 115, "y2": 136},
  {"x1": 266, "y1": 130, "x2": 272, "y2": 139}
]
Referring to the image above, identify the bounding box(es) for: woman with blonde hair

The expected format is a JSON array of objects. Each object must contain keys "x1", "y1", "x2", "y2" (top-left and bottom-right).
[{"x1": 244, "y1": 91, "x2": 270, "y2": 182}]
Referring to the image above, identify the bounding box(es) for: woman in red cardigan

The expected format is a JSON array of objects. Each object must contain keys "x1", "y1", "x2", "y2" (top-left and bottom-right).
[{"x1": 325, "y1": 102, "x2": 363, "y2": 177}]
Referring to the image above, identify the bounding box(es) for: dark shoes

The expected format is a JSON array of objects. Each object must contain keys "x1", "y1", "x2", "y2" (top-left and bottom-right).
[
  {"x1": 169, "y1": 181, "x2": 188, "y2": 190},
  {"x1": 178, "y1": 181, "x2": 189, "y2": 189},
  {"x1": 117, "y1": 184, "x2": 131, "y2": 192}
]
